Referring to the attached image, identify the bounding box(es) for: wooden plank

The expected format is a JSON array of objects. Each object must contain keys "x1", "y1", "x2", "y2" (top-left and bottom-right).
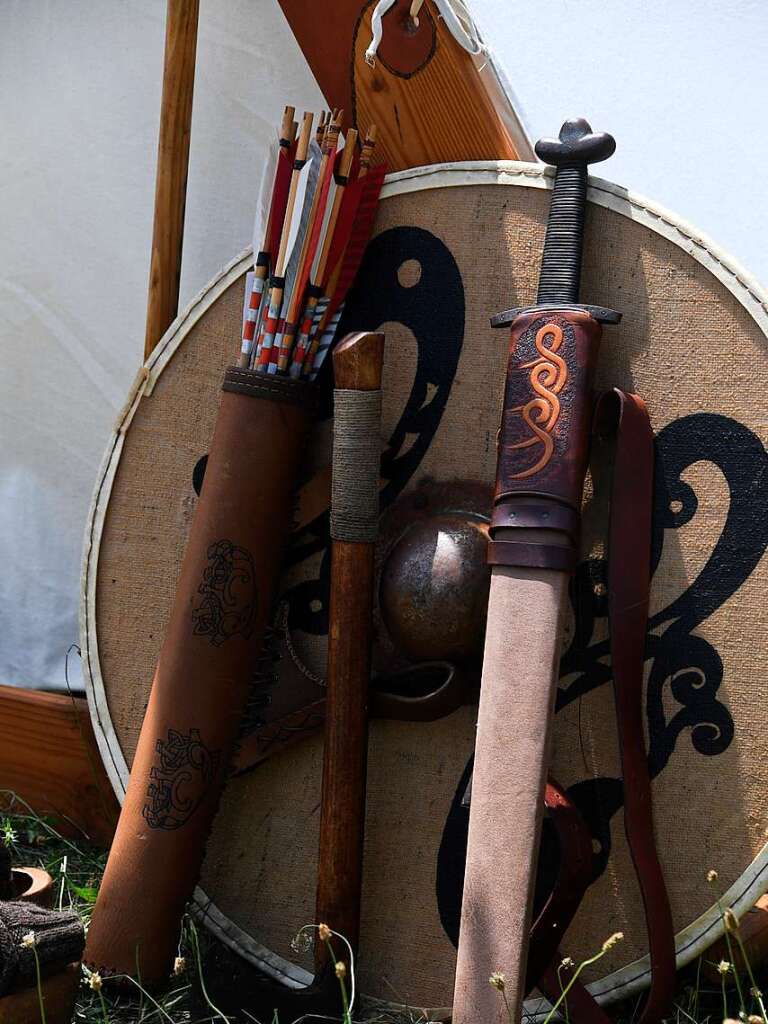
[
  {"x1": 0, "y1": 962, "x2": 80, "y2": 1024},
  {"x1": 144, "y1": 0, "x2": 200, "y2": 360},
  {"x1": 0, "y1": 685, "x2": 118, "y2": 847},
  {"x1": 276, "y1": 0, "x2": 532, "y2": 170}
]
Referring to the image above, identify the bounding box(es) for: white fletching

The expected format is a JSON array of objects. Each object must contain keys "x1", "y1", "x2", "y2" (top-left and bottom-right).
[
  {"x1": 252, "y1": 138, "x2": 279, "y2": 260},
  {"x1": 282, "y1": 140, "x2": 321, "y2": 310}
]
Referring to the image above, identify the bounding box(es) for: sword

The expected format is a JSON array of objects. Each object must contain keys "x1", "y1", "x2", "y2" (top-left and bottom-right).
[{"x1": 452, "y1": 118, "x2": 618, "y2": 1024}]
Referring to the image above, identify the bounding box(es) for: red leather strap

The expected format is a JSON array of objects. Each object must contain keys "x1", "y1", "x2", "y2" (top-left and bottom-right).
[
  {"x1": 600, "y1": 389, "x2": 676, "y2": 1024},
  {"x1": 536, "y1": 389, "x2": 675, "y2": 1024},
  {"x1": 526, "y1": 780, "x2": 595, "y2": 992}
]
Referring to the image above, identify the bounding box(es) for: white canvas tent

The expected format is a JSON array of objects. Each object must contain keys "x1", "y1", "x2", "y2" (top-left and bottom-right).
[{"x1": 1, "y1": 0, "x2": 767, "y2": 692}]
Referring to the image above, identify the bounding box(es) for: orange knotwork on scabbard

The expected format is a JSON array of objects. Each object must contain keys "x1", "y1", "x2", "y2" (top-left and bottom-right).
[
  {"x1": 508, "y1": 322, "x2": 567, "y2": 479},
  {"x1": 494, "y1": 308, "x2": 602, "y2": 515}
]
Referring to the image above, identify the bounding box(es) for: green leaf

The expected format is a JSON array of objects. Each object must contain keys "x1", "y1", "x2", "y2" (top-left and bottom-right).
[{"x1": 68, "y1": 880, "x2": 99, "y2": 904}]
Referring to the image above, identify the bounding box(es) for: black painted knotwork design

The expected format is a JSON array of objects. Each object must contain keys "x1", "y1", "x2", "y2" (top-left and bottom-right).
[
  {"x1": 192, "y1": 455, "x2": 207, "y2": 496},
  {"x1": 281, "y1": 226, "x2": 466, "y2": 641},
  {"x1": 192, "y1": 539, "x2": 257, "y2": 646},
  {"x1": 343, "y1": 227, "x2": 465, "y2": 509},
  {"x1": 437, "y1": 411, "x2": 768, "y2": 943},
  {"x1": 142, "y1": 728, "x2": 221, "y2": 830},
  {"x1": 560, "y1": 413, "x2": 767, "y2": 773}
]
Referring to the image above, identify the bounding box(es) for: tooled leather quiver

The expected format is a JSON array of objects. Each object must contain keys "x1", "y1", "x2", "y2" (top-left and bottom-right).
[{"x1": 85, "y1": 367, "x2": 314, "y2": 985}]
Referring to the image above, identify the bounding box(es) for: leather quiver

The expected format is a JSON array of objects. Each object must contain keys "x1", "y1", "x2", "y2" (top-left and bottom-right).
[
  {"x1": 85, "y1": 367, "x2": 314, "y2": 985},
  {"x1": 488, "y1": 307, "x2": 602, "y2": 573}
]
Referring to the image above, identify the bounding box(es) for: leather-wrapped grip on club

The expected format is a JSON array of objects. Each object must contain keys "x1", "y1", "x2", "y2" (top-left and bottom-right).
[
  {"x1": 488, "y1": 307, "x2": 603, "y2": 574},
  {"x1": 84, "y1": 367, "x2": 314, "y2": 987}
]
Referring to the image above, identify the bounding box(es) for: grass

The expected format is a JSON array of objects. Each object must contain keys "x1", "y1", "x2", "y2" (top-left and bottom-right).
[
  {"x1": 1, "y1": 801, "x2": 215, "y2": 1022},
  {"x1": 2, "y1": 800, "x2": 767, "y2": 1024}
]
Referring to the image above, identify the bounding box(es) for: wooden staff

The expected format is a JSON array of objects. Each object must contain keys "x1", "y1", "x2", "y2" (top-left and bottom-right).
[
  {"x1": 315, "y1": 330, "x2": 384, "y2": 963},
  {"x1": 144, "y1": 0, "x2": 199, "y2": 361},
  {"x1": 255, "y1": 111, "x2": 314, "y2": 370}
]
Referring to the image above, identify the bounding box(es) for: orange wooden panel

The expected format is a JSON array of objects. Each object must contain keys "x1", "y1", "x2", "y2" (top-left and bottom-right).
[
  {"x1": 276, "y1": 0, "x2": 527, "y2": 169},
  {"x1": 0, "y1": 685, "x2": 118, "y2": 847}
]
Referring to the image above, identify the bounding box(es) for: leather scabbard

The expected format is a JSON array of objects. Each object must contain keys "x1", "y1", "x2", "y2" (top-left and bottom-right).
[
  {"x1": 453, "y1": 308, "x2": 602, "y2": 1024},
  {"x1": 85, "y1": 367, "x2": 313, "y2": 985}
]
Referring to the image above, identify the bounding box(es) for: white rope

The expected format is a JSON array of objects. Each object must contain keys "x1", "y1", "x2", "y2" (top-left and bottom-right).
[
  {"x1": 365, "y1": 0, "x2": 396, "y2": 65},
  {"x1": 365, "y1": 0, "x2": 486, "y2": 66},
  {"x1": 436, "y1": 0, "x2": 485, "y2": 55}
]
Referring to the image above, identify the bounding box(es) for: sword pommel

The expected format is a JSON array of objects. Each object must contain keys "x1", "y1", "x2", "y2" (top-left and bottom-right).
[{"x1": 535, "y1": 117, "x2": 615, "y2": 168}]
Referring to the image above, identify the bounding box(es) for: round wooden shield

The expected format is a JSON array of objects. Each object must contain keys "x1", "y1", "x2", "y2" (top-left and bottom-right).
[{"x1": 82, "y1": 162, "x2": 768, "y2": 1015}]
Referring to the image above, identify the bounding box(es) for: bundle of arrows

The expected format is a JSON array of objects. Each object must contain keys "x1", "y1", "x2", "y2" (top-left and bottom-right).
[{"x1": 239, "y1": 105, "x2": 385, "y2": 379}]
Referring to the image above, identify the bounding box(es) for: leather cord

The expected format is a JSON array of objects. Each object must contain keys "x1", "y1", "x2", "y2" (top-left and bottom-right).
[{"x1": 330, "y1": 388, "x2": 383, "y2": 542}]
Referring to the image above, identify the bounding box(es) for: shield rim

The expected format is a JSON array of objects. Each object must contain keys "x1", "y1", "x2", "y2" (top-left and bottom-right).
[{"x1": 80, "y1": 159, "x2": 768, "y2": 1014}]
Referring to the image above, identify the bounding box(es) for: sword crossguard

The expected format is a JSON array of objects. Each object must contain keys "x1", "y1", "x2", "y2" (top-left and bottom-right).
[{"x1": 535, "y1": 118, "x2": 615, "y2": 168}]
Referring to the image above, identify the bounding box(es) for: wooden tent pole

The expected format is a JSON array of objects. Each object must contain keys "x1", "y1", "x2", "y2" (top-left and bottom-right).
[{"x1": 144, "y1": 0, "x2": 200, "y2": 360}]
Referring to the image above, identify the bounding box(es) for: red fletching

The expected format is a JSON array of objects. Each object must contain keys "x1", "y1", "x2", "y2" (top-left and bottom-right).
[
  {"x1": 264, "y1": 141, "x2": 296, "y2": 259},
  {"x1": 323, "y1": 180, "x2": 364, "y2": 288},
  {"x1": 322, "y1": 158, "x2": 364, "y2": 290},
  {"x1": 325, "y1": 162, "x2": 387, "y2": 322}
]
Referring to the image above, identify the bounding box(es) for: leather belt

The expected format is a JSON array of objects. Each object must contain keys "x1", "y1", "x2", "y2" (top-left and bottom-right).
[{"x1": 535, "y1": 388, "x2": 676, "y2": 1024}]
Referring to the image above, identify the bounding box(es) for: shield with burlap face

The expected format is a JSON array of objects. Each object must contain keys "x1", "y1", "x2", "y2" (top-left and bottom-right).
[{"x1": 82, "y1": 163, "x2": 768, "y2": 1015}]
